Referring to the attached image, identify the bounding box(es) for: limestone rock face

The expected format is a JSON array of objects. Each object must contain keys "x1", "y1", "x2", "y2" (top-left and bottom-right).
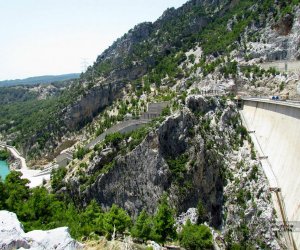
[
  {"x1": 64, "y1": 82, "x2": 124, "y2": 130},
  {"x1": 158, "y1": 108, "x2": 195, "y2": 158},
  {"x1": 95, "y1": 22, "x2": 154, "y2": 79},
  {"x1": 247, "y1": 7, "x2": 300, "y2": 61},
  {"x1": 0, "y1": 210, "x2": 82, "y2": 250},
  {"x1": 79, "y1": 100, "x2": 227, "y2": 226},
  {"x1": 176, "y1": 207, "x2": 198, "y2": 229},
  {"x1": 83, "y1": 130, "x2": 172, "y2": 216}
]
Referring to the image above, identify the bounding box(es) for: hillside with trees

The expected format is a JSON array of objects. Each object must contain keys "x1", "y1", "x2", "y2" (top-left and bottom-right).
[{"x1": 1, "y1": 0, "x2": 300, "y2": 248}]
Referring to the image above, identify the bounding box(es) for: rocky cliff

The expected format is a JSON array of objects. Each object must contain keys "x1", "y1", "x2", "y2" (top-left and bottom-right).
[
  {"x1": 62, "y1": 95, "x2": 283, "y2": 248},
  {"x1": 63, "y1": 81, "x2": 124, "y2": 130},
  {"x1": 84, "y1": 107, "x2": 219, "y2": 219},
  {"x1": 67, "y1": 97, "x2": 227, "y2": 225},
  {"x1": 245, "y1": 6, "x2": 300, "y2": 61},
  {"x1": 63, "y1": 0, "x2": 234, "y2": 127}
]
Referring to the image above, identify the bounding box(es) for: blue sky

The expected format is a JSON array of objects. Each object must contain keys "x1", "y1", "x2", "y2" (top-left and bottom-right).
[{"x1": 0, "y1": 0, "x2": 187, "y2": 80}]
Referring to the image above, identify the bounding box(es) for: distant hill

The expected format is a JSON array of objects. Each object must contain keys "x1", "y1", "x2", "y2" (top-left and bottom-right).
[{"x1": 0, "y1": 73, "x2": 80, "y2": 87}]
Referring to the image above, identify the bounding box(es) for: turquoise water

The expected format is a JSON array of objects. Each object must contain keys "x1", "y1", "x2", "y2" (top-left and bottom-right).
[{"x1": 0, "y1": 160, "x2": 9, "y2": 180}]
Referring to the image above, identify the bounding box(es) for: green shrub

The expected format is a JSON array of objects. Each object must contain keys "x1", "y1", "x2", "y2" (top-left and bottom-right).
[
  {"x1": 161, "y1": 106, "x2": 171, "y2": 116},
  {"x1": 104, "y1": 132, "x2": 124, "y2": 148},
  {"x1": 167, "y1": 154, "x2": 189, "y2": 182},
  {"x1": 0, "y1": 149, "x2": 10, "y2": 160},
  {"x1": 179, "y1": 220, "x2": 213, "y2": 250},
  {"x1": 250, "y1": 164, "x2": 258, "y2": 179},
  {"x1": 73, "y1": 147, "x2": 89, "y2": 160},
  {"x1": 51, "y1": 167, "x2": 67, "y2": 191}
]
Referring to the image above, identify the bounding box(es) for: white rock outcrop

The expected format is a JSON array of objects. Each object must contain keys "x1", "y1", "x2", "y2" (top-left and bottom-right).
[
  {"x1": 0, "y1": 210, "x2": 82, "y2": 250},
  {"x1": 176, "y1": 208, "x2": 198, "y2": 230}
]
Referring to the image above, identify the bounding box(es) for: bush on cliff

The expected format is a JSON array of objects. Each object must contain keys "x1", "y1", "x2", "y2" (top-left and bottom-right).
[{"x1": 179, "y1": 220, "x2": 213, "y2": 250}]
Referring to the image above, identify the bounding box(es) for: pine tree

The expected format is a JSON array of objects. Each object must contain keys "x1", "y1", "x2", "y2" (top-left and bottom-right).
[
  {"x1": 197, "y1": 200, "x2": 207, "y2": 224},
  {"x1": 152, "y1": 195, "x2": 177, "y2": 243},
  {"x1": 4, "y1": 171, "x2": 30, "y2": 212},
  {"x1": 131, "y1": 209, "x2": 152, "y2": 242},
  {"x1": 103, "y1": 204, "x2": 132, "y2": 237},
  {"x1": 80, "y1": 199, "x2": 104, "y2": 235}
]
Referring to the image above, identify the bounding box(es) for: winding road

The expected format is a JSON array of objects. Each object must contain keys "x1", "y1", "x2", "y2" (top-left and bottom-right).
[
  {"x1": 0, "y1": 142, "x2": 50, "y2": 188},
  {"x1": 0, "y1": 142, "x2": 27, "y2": 169}
]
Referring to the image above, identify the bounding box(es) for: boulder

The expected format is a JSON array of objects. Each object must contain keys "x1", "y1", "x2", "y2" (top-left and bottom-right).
[
  {"x1": 0, "y1": 211, "x2": 30, "y2": 250},
  {"x1": 25, "y1": 227, "x2": 82, "y2": 250},
  {"x1": 0, "y1": 210, "x2": 82, "y2": 250}
]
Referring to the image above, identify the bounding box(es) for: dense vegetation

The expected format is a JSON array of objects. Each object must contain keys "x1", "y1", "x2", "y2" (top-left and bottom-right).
[
  {"x1": 0, "y1": 171, "x2": 212, "y2": 247},
  {"x1": 0, "y1": 87, "x2": 38, "y2": 105},
  {"x1": 0, "y1": 149, "x2": 10, "y2": 161},
  {"x1": 0, "y1": 82, "x2": 85, "y2": 158}
]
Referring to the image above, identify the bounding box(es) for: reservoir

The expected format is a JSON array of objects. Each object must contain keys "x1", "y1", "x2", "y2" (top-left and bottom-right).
[{"x1": 0, "y1": 160, "x2": 9, "y2": 180}]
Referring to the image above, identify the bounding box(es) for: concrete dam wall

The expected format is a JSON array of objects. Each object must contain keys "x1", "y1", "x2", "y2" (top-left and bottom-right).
[{"x1": 241, "y1": 98, "x2": 300, "y2": 249}]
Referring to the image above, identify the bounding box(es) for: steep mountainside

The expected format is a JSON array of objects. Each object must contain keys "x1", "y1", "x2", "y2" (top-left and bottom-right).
[
  {"x1": 2, "y1": 0, "x2": 300, "y2": 249},
  {"x1": 0, "y1": 0, "x2": 241, "y2": 159},
  {"x1": 2, "y1": 0, "x2": 300, "y2": 160}
]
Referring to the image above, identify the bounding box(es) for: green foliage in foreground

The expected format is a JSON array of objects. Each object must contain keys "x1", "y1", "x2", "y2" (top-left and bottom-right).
[
  {"x1": 0, "y1": 171, "x2": 178, "y2": 243},
  {"x1": 131, "y1": 197, "x2": 177, "y2": 244},
  {"x1": 0, "y1": 171, "x2": 131, "y2": 239},
  {"x1": 0, "y1": 149, "x2": 10, "y2": 160},
  {"x1": 179, "y1": 220, "x2": 213, "y2": 250},
  {"x1": 103, "y1": 204, "x2": 132, "y2": 238},
  {"x1": 0, "y1": 171, "x2": 214, "y2": 247}
]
